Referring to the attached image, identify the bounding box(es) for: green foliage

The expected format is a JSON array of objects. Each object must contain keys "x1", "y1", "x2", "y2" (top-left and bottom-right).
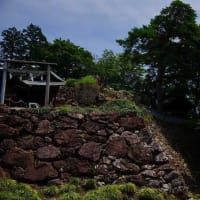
[
  {"x1": 78, "y1": 75, "x2": 97, "y2": 84},
  {"x1": 22, "y1": 23, "x2": 48, "y2": 60},
  {"x1": 83, "y1": 179, "x2": 97, "y2": 190},
  {"x1": 60, "y1": 184, "x2": 77, "y2": 194},
  {"x1": 56, "y1": 97, "x2": 152, "y2": 121},
  {"x1": 101, "y1": 98, "x2": 138, "y2": 113},
  {"x1": 137, "y1": 187, "x2": 164, "y2": 200},
  {"x1": 188, "y1": 192, "x2": 200, "y2": 200},
  {"x1": 65, "y1": 75, "x2": 97, "y2": 87},
  {"x1": 118, "y1": 0, "x2": 200, "y2": 114},
  {"x1": 0, "y1": 26, "x2": 94, "y2": 78},
  {"x1": 84, "y1": 184, "x2": 123, "y2": 200},
  {"x1": 93, "y1": 49, "x2": 121, "y2": 88},
  {"x1": 119, "y1": 182, "x2": 137, "y2": 196},
  {"x1": 0, "y1": 27, "x2": 25, "y2": 59},
  {"x1": 47, "y1": 38, "x2": 94, "y2": 78},
  {"x1": 69, "y1": 177, "x2": 81, "y2": 186},
  {"x1": 43, "y1": 185, "x2": 58, "y2": 197},
  {"x1": 56, "y1": 105, "x2": 101, "y2": 114},
  {"x1": 0, "y1": 178, "x2": 40, "y2": 200},
  {"x1": 65, "y1": 78, "x2": 79, "y2": 87},
  {"x1": 58, "y1": 192, "x2": 82, "y2": 200}
]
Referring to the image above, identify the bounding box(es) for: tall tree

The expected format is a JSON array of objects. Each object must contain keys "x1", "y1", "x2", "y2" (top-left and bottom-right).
[
  {"x1": 118, "y1": 0, "x2": 200, "y2": 114},
  {"x1": 22, "y1": 24, "x2": 48, "y2": 61},
  {"x1": 118, "y1": 54, "x2": 146, "y2": 97},
  {"x1": 0, "y1": 27, "x2": 25, "y2": 59},
  {"x1": 93, "y1": 50, "x2": 120, "y2": 88},
  {"x1": 46, "y1": 38, "x2": 94, "y2": 78}
]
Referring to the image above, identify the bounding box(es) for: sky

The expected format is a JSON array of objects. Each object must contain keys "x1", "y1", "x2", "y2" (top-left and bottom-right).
[{"x1": 0, "y1": 0, "x2": 200, "y2": 57}]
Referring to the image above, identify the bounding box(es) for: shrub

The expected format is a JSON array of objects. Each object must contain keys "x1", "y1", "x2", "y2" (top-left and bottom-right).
[
  {"x1": 119, "y1": 182, "x2": 137, "y2": 196},
  {"x1": 137, "y1": 187, "x2": 164, "y2": 200},
  {"x1": 84, "y1": 184, "x2": 123, "y2": 200},
  {"x1": 78, "y1": 75, "x2": 97, "y2": 84},
  {"x1": 58, "y1": 192, "x2": 82, "y2": 200},
  {"x1": 83, "y1": 179, "x2": 97, "y2": 190},
  {"x1": 0, "y1": 178, "x2": 40, "y2": 200},
  {"x1": 60, "y1": 184, "x2": 77, "y2": 194},
  {"x1": 101, "y1": 98, "x2": 137, "y2": 113},
  {"x1": 65, "y1": 78, "x2": 78, "y2": 87},
  {"x1": 65, "y1": 76, "x2": 97, "y2": 87},
  {"x1": 69, "y1": 177, "x2": 81, "y2": 186},
  {"x1": 43, "y1": 185, "x2": 58, "y2": 197},
  {"x1": 0, "y1": 191, "x2": 19, "y2": 200}
]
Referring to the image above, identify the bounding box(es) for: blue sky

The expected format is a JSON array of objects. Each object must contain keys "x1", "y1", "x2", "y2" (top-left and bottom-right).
[{"x1": 0, "y1": 0, "x2": 200, "y2": 57}]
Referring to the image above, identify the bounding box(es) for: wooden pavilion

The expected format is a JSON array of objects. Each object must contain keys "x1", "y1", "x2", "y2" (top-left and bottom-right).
[{"x1": 0, "y1": 59, "x2": 64, "y2": 107}]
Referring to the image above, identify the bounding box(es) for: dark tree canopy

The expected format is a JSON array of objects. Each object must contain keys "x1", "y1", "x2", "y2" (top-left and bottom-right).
[
  {"x1": 22, "y1": 23, "x2": 48, "y2": 61},
  {"x1": 0, "y1": 27, "x2": 25, "y2": 59},
  {"x1": 46, "y1": 38, "x2": 94, "y2": 78},
  {"x1": 0, "y1": 24, "x2": 94, "y2": 79},
  {"x1": 118, "y1": 0, "x2": 200, "y2": 115}
]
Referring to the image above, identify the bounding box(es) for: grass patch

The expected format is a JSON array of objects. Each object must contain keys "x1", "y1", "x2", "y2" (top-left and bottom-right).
[
  {"x1": 0, "y1": 178, "x2": 186, "y2": 200},
  {"x1": 56, "y1": 98, "x2": 152, "y2": 121},
  {"x1": 83, "y1": 179, "x2": 97, "y2": 190},
  {"x1": 119, "y1": 182, "x2": 137, "y2": 196},
  {"x1": 84, "y1": 184, "x2": 123, "y2": 200},
  {"x1": 42, "y1": 185, "x2": 58, "y2": 198},
  {"x1": 137, "y1": 187, "x2": 164, "y2": 200},
  {"x1": 0, "y1": 178, "x2": 40, "y2": 200},
  {"x1": 58, "y1": 192, "x2": 82, "y2": 200}
]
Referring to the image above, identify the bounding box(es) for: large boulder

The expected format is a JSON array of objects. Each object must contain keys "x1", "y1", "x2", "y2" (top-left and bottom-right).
[
  {"x1": 36, "y1": 145, "x2": 61, "y2": 160},
  {"x1": 79, "y1": 142, "x2": 101, "y2": 161},
  {"x1": 105, "y1": 136, "x2": 128, "y2": 157}
]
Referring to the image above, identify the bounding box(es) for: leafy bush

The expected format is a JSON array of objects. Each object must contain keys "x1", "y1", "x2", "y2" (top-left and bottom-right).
[
  {"x1": 119, "y1": 182, "x2": 137, "y2": 196},
  {"x1": 43, "y1": 185, "x2": 58, "y2": 197},
  {"x1": 65, "y1": 75, "x2": 97, "y2": 87},
  {"x1": 0, "y1": 178, "x2": 40, "y2": 200},
  {"x1": 84, "y1": 184, "x2": 123, "y2": 200},
  {"x1": 69, "y1": 177, "x2": 81, "y2": 186},
  {"x1": 65, "y1": 78, "x2": 78, "y2": 87},
  {"x1": 83, "y1": 179, "x2": 97, "y2": 190},
  {"x1": 137, "y1": 187, "x2": 164, "y2": 200},
  {"x1": 101, "y1": 98, "x2": 137, "y2": 113},
  {"x1": 78, "y1": 75, "x2": 97, "y2": 84},
  {"x1": 58, "y1": 192, "x2": 82, "y2": 200},
  {"x1": 60, "y1": 184, "x2": 77, "y2": 194}
]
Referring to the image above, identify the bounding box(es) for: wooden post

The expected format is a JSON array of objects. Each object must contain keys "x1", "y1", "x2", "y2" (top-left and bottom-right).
[
  {"x1": 0, "y1": 62, "x2": 8, "y2": 104},
  {"x1": 44, "y1": 65, "x2": 51, "y2": 106}
]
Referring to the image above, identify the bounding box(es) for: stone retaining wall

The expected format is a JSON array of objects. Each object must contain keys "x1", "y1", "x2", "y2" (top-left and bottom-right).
[{"x1": 0, "y1": 106, "x2": 189, "y2": 198}]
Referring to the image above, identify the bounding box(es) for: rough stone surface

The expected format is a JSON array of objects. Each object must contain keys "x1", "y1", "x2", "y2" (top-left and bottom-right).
[
  {"x1": 105, "y1": 136, "x2": 128, "y2": 157},
  {"x1": 24, "y1": 162, "x2": 58, "y2": 182},
  {"x1": 36, "y1": 145, "x2": 61, "y2": 160},
  {"x1": 79, "y1": 142, "x2": 101, "y2": 161},
  {"x1": 0, "y1": 123, "x2": 19, "y2": 136},
  {"x1": 0, "y1": 167, "x2": 6, "y2": 177},
  {"x1": 35, "y1": 120, "x2": 54, "y2": 135},
  {"x1": 54, "y1": 129, "x2": 83, "y2": 148},
  {"x1": 2, "y1": 147, "x2": 34, "y2": 168},
  {"x1": 0, "y1": 108, "x2": 190, "y2": 197}
]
